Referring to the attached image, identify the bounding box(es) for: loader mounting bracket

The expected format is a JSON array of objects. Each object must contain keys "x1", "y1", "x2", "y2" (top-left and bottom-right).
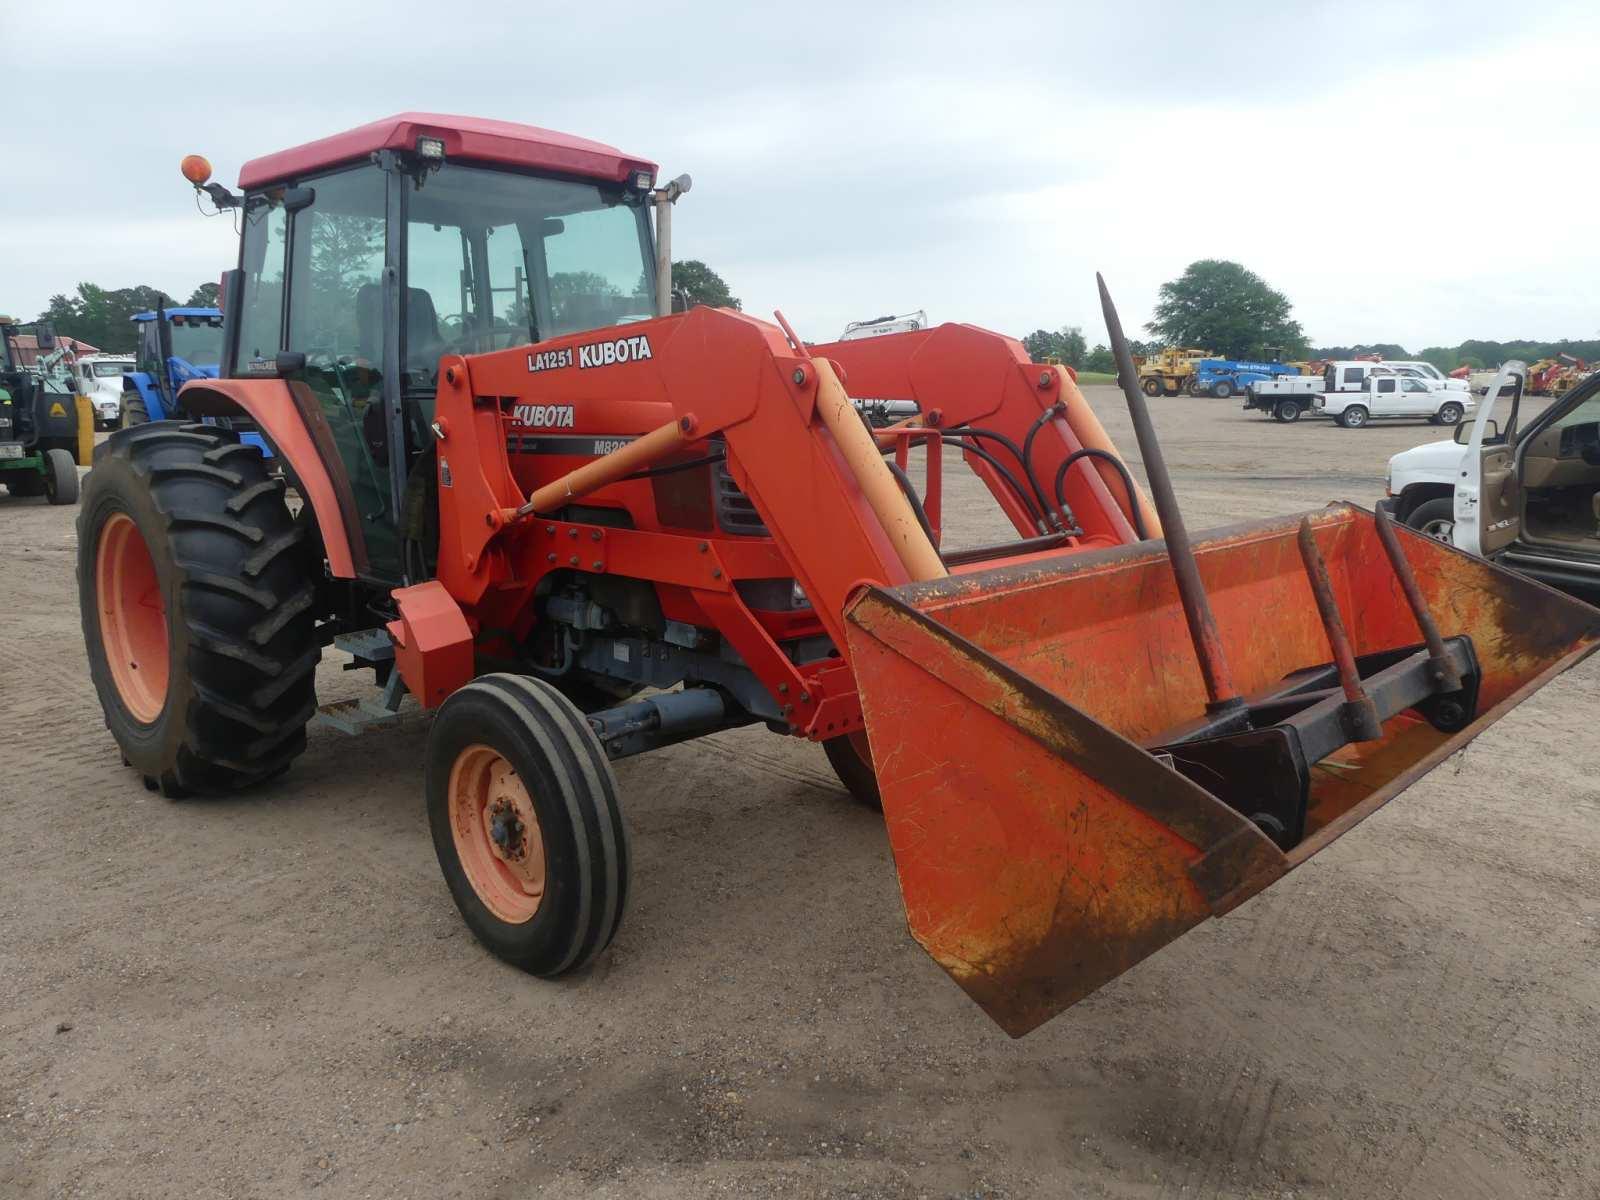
[{"x1": 1151, "y1": 636, "x2": 1482, "y2": 849}]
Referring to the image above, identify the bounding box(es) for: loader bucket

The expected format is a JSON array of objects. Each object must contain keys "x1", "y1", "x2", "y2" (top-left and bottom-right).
[{"x1": 844, "y1": 503, "x2": 1600, "y2": 1036}]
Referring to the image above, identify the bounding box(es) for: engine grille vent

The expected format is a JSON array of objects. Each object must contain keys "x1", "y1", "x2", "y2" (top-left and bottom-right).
[{"x1": 714, "y1": 460, "x2": 769, "y2": 537}]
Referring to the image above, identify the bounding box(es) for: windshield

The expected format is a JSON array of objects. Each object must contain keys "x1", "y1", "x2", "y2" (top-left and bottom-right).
[
  {"x1": 169, "y1": 317, "x2": 223, "y2": 367},
  {"x1": 403, "y1": 162, "x2": 655, "y2": 386},
  {"x1": 92, "y1": 360, "x2": 131, "y2": 377}
]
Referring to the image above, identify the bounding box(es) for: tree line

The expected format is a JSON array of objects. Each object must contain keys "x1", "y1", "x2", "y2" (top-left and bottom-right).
[
  {"x1": 36, "y1": 282, "x2": 220, "y2": 353},
  {"x1": 1024, "y1": 259, "x2": 1589, "y2": 375}
]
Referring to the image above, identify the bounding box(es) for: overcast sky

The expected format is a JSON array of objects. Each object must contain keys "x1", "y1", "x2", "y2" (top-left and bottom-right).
[{"x1": 2, "y1": 1, "x2": 1593, "y2": 351}]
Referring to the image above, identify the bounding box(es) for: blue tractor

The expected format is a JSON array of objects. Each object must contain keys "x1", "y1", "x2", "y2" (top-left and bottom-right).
[
  {"x1": 122, "y1": 306, "x2": 270, "y2": 454},
  {"x1": 1189, "y1": 358, "x2": 1301, "y2": 399}
]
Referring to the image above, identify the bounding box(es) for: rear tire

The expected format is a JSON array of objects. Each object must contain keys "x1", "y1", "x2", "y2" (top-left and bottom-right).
[
  {"x1": 1212, "y1": 380, "x2": 1234, "y2": 399},
  {"x1": 1141, "y1": 377, "x2": 1162, "y2": 397},
  {"x1": 824, "y1": 732, "x2": 881, "y2": 809},
  {"x1": 1338, "y1": 405, "x2": 1369, "y2": 428},
  {"x1": 77, "y1": 422, "x2": 319, "y2": 795},
  {"x1": 1435, "y1": 402, "x2": 1464, "y2": 426},
  {"x1": 1186, "y1": 378, "x2": 1202, "y2": 397},
  {"x1": 44, "y1": 447, "x2": 79, "y2": 505},
  {"x1": 1275, "y1": 400, "x2": 1301, "y2": 423},
  {"x1": 426, "y1": 674, "x2": 629, "y2": 975}
]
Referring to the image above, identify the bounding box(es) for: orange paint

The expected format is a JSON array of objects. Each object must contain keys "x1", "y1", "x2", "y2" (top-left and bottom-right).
[
  {"x1": 448, "y1": 744, "x2": 545, "y2": 924},
  {"x1": 96, "y1": 513, "x2": 168, "y2": 724}
]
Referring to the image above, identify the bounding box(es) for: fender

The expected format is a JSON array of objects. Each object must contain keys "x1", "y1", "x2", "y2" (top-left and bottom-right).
[
  {"x1": 179, "y1": 378, "x2": 364, "y2": 578},
  {"x1": 124, "y1": 372, "x2": 166, "y2": 419}
]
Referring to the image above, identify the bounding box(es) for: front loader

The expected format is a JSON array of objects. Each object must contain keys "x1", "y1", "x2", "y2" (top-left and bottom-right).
[{"x1": 76, "y1": 114, "x2": 1600, "y2": 1036}]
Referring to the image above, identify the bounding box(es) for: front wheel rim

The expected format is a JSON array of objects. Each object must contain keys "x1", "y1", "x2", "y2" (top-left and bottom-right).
[
  {"x1": 1420, "y1": 519, "x2": 1453, "y2": 543},
  {"x1": 95, "y1": 512, "x2": 168, "y2": 723},
  {"x1": 448, "y1": 744, "x2": 546, "y2": 924}
]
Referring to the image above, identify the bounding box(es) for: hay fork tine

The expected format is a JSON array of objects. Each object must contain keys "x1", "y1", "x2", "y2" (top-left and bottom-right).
[{"x1": 1373, "y1": 505, "x2": 1464, "y2": 692}]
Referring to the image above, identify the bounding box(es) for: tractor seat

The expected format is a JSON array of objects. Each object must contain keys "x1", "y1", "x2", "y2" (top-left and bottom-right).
[{"x1": 356, "y1": 284, "x2": 442, "y2": 368}]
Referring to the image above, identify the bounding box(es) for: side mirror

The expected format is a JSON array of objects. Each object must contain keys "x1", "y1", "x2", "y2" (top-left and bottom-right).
[
  {"x1": 1456, "y1": 419, "x2": 1499, "y2": 445},
  {"x1": 35, "y1": 323, "x2": 56, "y2": 351}
]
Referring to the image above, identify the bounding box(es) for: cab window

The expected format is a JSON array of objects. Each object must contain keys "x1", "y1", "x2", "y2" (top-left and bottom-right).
[
  {"x1": 236, "y1": 201, "x2": 288, "y2": 372},
  {"x1": 287, "y1": 168, "x2": 387, "y2": 361}
]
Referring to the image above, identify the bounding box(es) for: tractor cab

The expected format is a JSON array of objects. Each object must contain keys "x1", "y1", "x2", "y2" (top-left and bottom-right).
[{"x1": 215, "y1": 115, "x2": 663, "y2": 583}]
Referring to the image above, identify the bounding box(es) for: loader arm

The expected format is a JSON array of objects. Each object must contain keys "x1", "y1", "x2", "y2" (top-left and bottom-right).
[{"x1": 422, "y1": 303, "x2": 1600, "y2": 1037}]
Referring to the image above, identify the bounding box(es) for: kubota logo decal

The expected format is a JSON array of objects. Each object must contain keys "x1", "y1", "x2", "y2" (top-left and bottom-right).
[
  {"x1": 512, "y1": 404, "x2": 576, "y2": 428},
  {"x1": 579, "y1": 334, "x2": 652, "y2": 369}
]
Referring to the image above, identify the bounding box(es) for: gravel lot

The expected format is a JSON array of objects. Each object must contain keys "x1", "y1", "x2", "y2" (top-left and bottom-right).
[{"x1": 3, "y1": 387, "x2": 1597, "y2": 1199}]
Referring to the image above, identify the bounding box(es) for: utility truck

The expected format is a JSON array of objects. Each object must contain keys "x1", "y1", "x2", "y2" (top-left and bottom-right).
[
  {"x1": 73, "y1": 354, "x2": 136, "y2": 430},
  {"x1": 1245, "y1": 360, "x2": 1388, "y2": 422},
  {"x1": 1385, "y1": 362, "x2": 1600, "y2": 604},
  {"x1": 1247, "y1": 362, "x2": 1470, "y2": 427}
]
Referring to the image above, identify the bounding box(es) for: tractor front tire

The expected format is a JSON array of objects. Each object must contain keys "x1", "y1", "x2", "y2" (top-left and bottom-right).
[
  {"x1": 1141, "y1": 378, "x2": 1162, "y2": 397},
  {"x1": 77, "y1": 423, "x2": 318, "y2": 795},
  {"x1": 44, "y1": 448, "x2": 79, "y2": 505},
  {"x1": 824, "y1": 732, "x2": 882, "y2": 810},
  {"x1": 122, "y1": 393, "x2": 149, "y2": 428},
  {"x1": 426, "y1": 675, "x2": 629, "y2": 976}
]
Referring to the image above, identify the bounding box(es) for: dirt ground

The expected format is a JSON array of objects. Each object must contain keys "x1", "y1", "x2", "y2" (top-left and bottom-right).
[{"x1": 3, "y1": 389, "x2": 1598, "y2": 1200}]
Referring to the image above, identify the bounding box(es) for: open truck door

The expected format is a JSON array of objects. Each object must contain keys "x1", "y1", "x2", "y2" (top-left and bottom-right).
[{"x1": 1453, "y1": 362, "x2": 1525, "y2": 556}]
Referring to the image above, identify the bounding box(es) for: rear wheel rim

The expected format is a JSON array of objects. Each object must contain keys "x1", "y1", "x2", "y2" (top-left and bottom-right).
[
  {"x1": 448, "y1": 744, "x2": 546, "y2": 924},
  {"x1": 95, "y1": 512, "x2": 168, "y2": 723},
  {"x1": 1419, "y1": 517, "x2": 1454, "y2": 543}
]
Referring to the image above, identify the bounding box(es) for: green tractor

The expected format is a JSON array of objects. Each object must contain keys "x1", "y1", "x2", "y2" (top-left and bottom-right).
[{"x1": 0, "y1": 316, "x2": 83, "y2": 504}]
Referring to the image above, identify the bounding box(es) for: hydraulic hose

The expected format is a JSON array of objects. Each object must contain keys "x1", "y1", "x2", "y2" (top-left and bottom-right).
[
  {"x1": 943, "y1": 435, "x2": 1049, "y2": 534},
  {"x1": 1053, "y1": 448, "x2": 1148, "y2": 540},
  {"x1": 948, "y1": 424, "x2": 1062, "y2": 532}
]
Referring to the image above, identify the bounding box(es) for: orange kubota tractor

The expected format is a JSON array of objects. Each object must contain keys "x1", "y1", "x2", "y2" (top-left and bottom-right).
[{"x1": 77, "y1": 115, "x2": 1600, "y2": 1036}]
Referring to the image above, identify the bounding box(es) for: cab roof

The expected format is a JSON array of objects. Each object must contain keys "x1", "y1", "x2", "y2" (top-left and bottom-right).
[{"x1": 237, "y1": 113, "x2": 657, "y2": 191}]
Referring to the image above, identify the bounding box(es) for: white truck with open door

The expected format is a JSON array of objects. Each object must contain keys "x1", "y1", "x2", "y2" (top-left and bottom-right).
[{"x1": 1384, "y1": 362, "x2": 1600, "y2": 604}]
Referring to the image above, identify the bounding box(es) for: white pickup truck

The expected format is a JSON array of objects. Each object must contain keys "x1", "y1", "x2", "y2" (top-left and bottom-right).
[
  {"x1": 1316, "y1": 373, "x2": 1472, "y2": 428},
  {"x1": 1246, "y1": 360, "x2": 1381, "y2": 422},
  {"x1": 1382, "y1": 360, "x2": 1471, "y2": 393},
  {"x1": 1384, "y1": 362, "x2": 1600, "y2": 604}
]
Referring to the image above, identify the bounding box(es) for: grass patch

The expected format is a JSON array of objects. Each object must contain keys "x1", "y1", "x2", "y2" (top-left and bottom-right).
[{"x1": 1073, "y1": 371, "x2": 1117, "y2": 386}]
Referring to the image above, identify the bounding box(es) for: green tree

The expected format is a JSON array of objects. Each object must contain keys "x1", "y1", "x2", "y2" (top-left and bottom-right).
[
  {"x1": 1021, "y1": 325, "x2": 1087, "y2": 367},
  {"x1": 37, "y1": 283, "x2": 173, "y2": 353},
  {"x1": 186, "y1": 281, "x2": 221, "y2": 308},
  {"x1": 1083, "y1": 343, "x2": 1115, "y2": 373},
  {"x1": 671, "y1": 260, "x2": 740, "y2": 310},
  {"x1": 1147, "y1": 260, "x2": 1306, "y2": 360}
]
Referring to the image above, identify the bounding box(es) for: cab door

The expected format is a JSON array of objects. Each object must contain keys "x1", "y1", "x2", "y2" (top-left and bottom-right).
[
  {"x1": 1455, "y1": 362, "x2": 1525, "y2": 555},
  {"x1": 1399, "y1": 377, "x2": 1435, "y2": 416},
  {"x1": 1370, "y1": 376, "x2": 1400, "y2": 415}
]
